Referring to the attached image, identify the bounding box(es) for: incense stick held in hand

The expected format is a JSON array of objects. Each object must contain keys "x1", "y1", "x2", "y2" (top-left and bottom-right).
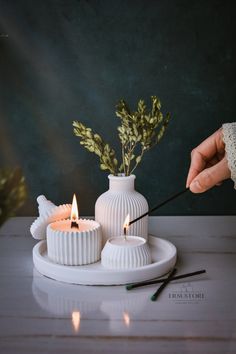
[
  {"x1": 128, "y1": 187, "x2": 189, "y2": 226},
  {"x1": 151, "y1": 267, "x2": 177, "y2": 301},
  {"x1": 126, "y1": 269, "x2": 206, "y2": 290}
]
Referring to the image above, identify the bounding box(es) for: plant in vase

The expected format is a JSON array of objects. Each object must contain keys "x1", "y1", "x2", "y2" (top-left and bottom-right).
[{"x1": 72, "y1": 96, "x2": 170, "y2": 242}]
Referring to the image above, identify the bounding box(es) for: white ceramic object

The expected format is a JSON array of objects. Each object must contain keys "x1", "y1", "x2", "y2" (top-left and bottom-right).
[
  {"x1": 30, "y1": 195, "x2": 71, "y2": 240},
  {"x1": 37, "y1": 195, "x2": 56, "y2": 217},
  {"x1": 95, "y1": 174, "x2": 148, "y2": 244},
  {"x1": 101, "y1": 236, "x2": 151, "y2": 269},
  {"x1": 33, "y1": 235, "x2": 177, "y2": 285},
  {"x1": 47, "y1": 219, "x2": 102, "y2": 265}
]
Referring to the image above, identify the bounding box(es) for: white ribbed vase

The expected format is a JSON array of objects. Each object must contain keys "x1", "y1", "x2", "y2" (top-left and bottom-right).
[{"x1": 95, "y1": 175, "x2": 148, "y2": 243}]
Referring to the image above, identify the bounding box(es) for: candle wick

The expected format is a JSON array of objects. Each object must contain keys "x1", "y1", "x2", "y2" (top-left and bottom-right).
[
  {"x1": 71, "y1": 220, "x2": 79, "y2": 229},
  {"x1": 124, "y1": 227, "x2": 127, "y2": 241}
]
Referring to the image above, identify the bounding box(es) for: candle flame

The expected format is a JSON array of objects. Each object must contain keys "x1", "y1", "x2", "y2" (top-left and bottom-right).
[
  {"x1": 71, "y1": 194, "x2": 79, "y2": 222},
  {"x1": 123, "y1": 312, "x2": 130, "y2": 327},
  {"x1": 72, "y1": 311, "x2": 81, "y2": 332},
  {"x1": 123, "y1": 214, "x2": 130, "y2": 235}
]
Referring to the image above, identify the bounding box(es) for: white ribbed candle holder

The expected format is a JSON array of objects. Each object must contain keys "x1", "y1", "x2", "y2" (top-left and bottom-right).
[
  {"x1": 95, "y1": 175, "x2": 148, "y2": 244},
  {"x1": 47, "y1": 219, "x2": 102, "y2": 266},
  {"x1": 101, "y1": 236, "x2": 152, "y2": 269}
]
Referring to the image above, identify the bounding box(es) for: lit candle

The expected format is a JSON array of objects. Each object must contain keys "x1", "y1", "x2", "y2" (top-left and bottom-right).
[
  {"x1": 123, "y1": 213, "x2": 129, "y2": 239},
  {"x1": 46, "y1": 194, "x2": 102, "y2": 266},
  {"x1": 101, "y1": 214, "x2": 152, "y2": 269},
  {"x1": 111, "y1": 213, "x2": 145, "y2": 246},
  {"x1": 70, "y1": 194, "x2": 79, "y2": 229}
]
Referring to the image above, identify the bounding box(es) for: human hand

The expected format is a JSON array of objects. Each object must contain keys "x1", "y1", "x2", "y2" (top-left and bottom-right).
[{"x1": 186, "y1": 128, "x2": 231, "y2": 193}]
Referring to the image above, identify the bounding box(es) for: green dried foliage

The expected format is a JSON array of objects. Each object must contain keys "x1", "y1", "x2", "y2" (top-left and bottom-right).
[
  {"x1": 73, "y1": 96, "x2": 170, "y2": 176},
  {"x1": 0, "y1": 167, "x2": 27, "y2": 226},
  {"x1": 73, "y1": 121, "x2": 118, "y2": 175}
]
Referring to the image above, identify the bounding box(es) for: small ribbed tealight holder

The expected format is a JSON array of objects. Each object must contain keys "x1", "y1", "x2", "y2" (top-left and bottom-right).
[
  {"x1": 101, "y1": 236, "x2": 152, "y2": 269},
  {"x1": 47, "y1": 219, "x2": 102, "y2": 266}
]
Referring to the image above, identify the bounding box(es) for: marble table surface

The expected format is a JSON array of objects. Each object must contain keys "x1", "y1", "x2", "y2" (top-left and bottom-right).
[{"x1": 1, "y1": 216, "x2": 236, "y2": 354}]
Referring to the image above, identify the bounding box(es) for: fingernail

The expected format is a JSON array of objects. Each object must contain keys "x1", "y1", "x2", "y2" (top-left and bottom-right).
[{"x1": 190, "y1": 180, "x2": 202, "y2": 192}]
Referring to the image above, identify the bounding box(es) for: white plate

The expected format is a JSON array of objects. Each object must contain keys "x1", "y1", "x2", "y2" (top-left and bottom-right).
[{"x1": 32, "y1": 235, "x2": 177, "y2": 285}]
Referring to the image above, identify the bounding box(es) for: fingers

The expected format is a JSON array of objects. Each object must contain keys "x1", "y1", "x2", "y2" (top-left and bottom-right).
[
  {"x1": 186, "y1": 128, "x2": 225, "y2": 188},
  {"x1": 186, "y1": 150, "x2": 207, "y2": 187},
  {"x1": 195, "y1": 128, "x2": 225, "y2": 157},
  {"x1": 189, "y1": 157, "x2": 231, "y2": 193}
]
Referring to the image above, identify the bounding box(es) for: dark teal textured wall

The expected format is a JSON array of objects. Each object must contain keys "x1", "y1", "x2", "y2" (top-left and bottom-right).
[{"x1": 0, "y1": 0, "x2": 235, "y2": 216}]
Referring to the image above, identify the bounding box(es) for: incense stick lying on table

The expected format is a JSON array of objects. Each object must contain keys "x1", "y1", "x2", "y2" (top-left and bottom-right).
[
  {"x1": 126, "y1": 269, "x2": 206, "y2": 290},
  {"x1": 150, "y1": 267, "x2": 177, "y2": 301},
  {"x1": 128, "y1": 187, "x2": 189, "y2": 226}
]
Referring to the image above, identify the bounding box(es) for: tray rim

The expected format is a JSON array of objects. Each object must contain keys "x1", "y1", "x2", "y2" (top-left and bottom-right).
[{"x1": 33, "y1": 235, "x2": 177, "y2": 285}]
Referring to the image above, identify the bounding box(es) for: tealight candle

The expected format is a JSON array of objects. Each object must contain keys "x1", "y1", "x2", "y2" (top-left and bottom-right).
[
  {"x1": 109, "y1": 237, "x2": 144, "y2": 246},
  {"x1": 101, "y1": 214, "x2": 152, "y2": 269},
  {"x1": 47, "y1": 194, "x2": 102, "y2": 266}
]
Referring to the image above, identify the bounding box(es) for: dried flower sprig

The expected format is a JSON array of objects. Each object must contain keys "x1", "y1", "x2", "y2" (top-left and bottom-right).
[
  {"x1": 116, "y1": 96, "x2": 170, "y2": 176},
  {"x1": 72, "y1": 121, "x2": 118, "y2": 175},
  {"x1": 73, "y1": 96, "x2": 170, "y2": 176}
]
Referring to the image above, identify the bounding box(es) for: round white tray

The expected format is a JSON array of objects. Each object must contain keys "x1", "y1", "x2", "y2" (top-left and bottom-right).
[{"x1": 32, "y1": 235, "x2": 177, "y2": 285}]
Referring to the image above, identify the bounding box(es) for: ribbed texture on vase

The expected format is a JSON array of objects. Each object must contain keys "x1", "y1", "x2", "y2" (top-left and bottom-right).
[
  {"x1": 101, "y1": 236, "x2": 152, "y2": 269},
  {"x1": 95, "y1": 175, "x2": 148, "y2": 243},
  {"x1": 47, "y1": 219, "x2": 102, "y2": 265}
]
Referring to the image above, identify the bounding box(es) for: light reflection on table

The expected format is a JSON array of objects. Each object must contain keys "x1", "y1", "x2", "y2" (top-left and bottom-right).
[{"x1": 32, "y1": 268, "x2": 149, "y2": 334}]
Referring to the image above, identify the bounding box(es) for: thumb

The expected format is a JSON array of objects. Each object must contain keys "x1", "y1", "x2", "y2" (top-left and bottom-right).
[{"x1": 189, "y1": 157, "x2": 230, "y2": 193}]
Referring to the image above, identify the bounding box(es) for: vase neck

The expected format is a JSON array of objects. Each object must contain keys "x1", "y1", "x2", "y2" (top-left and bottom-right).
[{"x1": 108, "y1": 175, "x2": 135, "y2": 192}]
